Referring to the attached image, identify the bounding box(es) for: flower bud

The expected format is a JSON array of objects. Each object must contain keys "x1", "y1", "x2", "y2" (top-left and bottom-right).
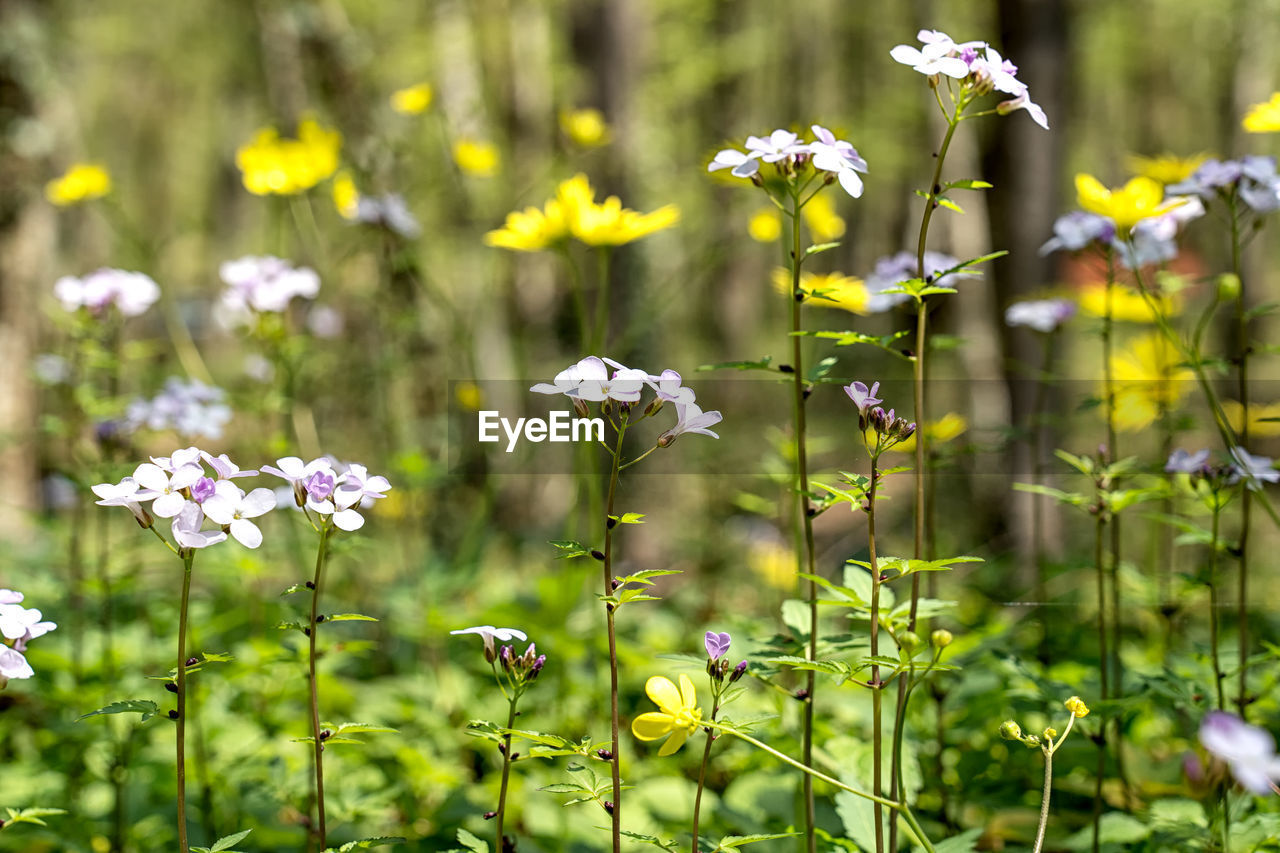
[
  {"x1": 1218, "y1": 273, "x2": 1241, "y2": 301},
  {"x1": 483, "y1": 811, "x2": 497, "y2": 820},
  {"x1": 602, "y1": 398, "x2": 614, "y2": 418},
  {"x1": 657, "y1": 431, "x2": 676, "y2": 448},
  {"x1": 165, "y1": 682, "x2": 178, "y2": 694},
  {"x1": 931, "y1": 629, "x2": 953, "y2": 648},
  {"x1": 999, "y1": 720, "x2": 1023, "y2": 741},
  {"x1": 1043, "y1": 727, "x2": 1058, "y2": 740},
  {"x1": 529, "y1": 654, "x2": 546, "y2": 679},
  {"x1": 168, "y1": 709, "x2": 179, "y2": 720},
  {"x1": 644, "y1": 397, "x2": 664, "y2": 418},
  {"x1": 729, "y1": 660, "x2": 748, "y2": 682},
  {"x1": 898, "y1": 631, "x2": 922, "y2": 654},
  {"x1": 500, "y1": 645, "x2": 514, "y2": 671},
  {"x1": 895, "y1": 419, "x2": 917, "y2": 442},
  {"x1": 573, "y1": 397, "x2": 591, "y2": 419},
  {"x1": 1064, "y1": 696, "x2": 1090, "y2": 718}
]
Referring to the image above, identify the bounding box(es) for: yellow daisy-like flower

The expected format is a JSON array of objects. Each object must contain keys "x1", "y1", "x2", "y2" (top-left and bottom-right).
[
  {"x1": 45, "y1": 163, "x2": 111, "y2": 206},
  {"x1": 631, "y1": 674, "x2": 702, "y2": 756},
  {"x1": 1243, "y1": 92, "x2": 1280, "y2": 133},
  {"x1": 748, "y1": 207, "x2": 782, "y2": 243},
  {"x1": 1222, "y1": 400, "x2": 1280, "y2": 438},
  {"x1": 771, "y1": 269, "x2": 869, "y2": 315},
  {"x1": 801, "y1": 192, "x2": 846, "y2": 243},
  {"x1": 453, "y1": 139, "x2": 500, "y2": 177},
  {"x1": 1064, "y1": 696, "x2": 1090, "y2": 718},
  {"x1": 571, "y1": 195, "x2": 680, "y2": 246},
  {"x1": 1126, "y1": 153, "x2": 1209, "y2": 186},
  {"x1": 484, "y1": 204, "x2": 569, "y2": 252},
  {"x1": 560, "y1": 108, "x2": 610, "y2": 148},
  {"x1": 485, "y1": 173, "x2": 678, "y2": 251},
  {"x1": 1075, "y1": 173, "x2": 1182, "y2": 231},
  {"x1": 889, "y1": 412, "x2": 968, "y2": 455},
  {"x1": 1077, "y1": 282, "x2": 1178, "y2": 323},
  {"x1": 1109, "y1": 332, "x2": 1193, "y2": 432},
  {"x1": 236, "y1": 118, "x2": 342, "y2": 196},
  {"x1": 390, "y1": 82, "x2": 433, "y2": 115},
  {"x1": 332, "y1": 170, "x2": 359, "y2": 219}
]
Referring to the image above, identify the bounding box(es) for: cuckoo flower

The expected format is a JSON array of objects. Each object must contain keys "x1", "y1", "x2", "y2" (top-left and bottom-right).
[
  {"x1": 200, "y1": 451, "x2": 257, "y2": 481},
  {"x1": 647, "y1": 370, "x2": 696, "y2": 405},
  {"x1": 171, "y1": 502, "x2": 227, "y2": 550},
  {"x1": 889, "y1": 32, "x2": 974, "y2": 79},
  {"x1": 844, "y1": 381, "x2": 883, "y2": 418},
  {"x1": 1165, "y1": 448, "x2": 1211, "y2": 475},
  {"x1": 201, "y1": 480, "x2": 276, "y2": 549},
  {"x1": 745, "y1": 129, "x2": 808, "y2": 163},
  {"x1": 0, "y1": 590, "x2": 22, "y2": 605},
  {"x1": 92, "y1": 477, "x2": 155, "y2": 527},
  {"x1": 451, "y1": 625, "x2": 528, "y2": 661},
  {"x1": 1004, "y1": 299, "x2": 1076, "y2": 333},
  {"x1": 658, "y1": 402, "x2": 722, "y2": 446},
  {"x1": 261, "y1": 456, "x2": 334, "y2": 506},
  {"x1": 1039, "y1": 211, "x2": 1116, "y2": 255},
  {"x1": 1228, "y1": 447, "x2": 1280, "y2": 491},
  {"x1": 133, "y1": 462, "x2": 204, "y2": 518},
  {"x1": 632, "y1": 674, "x2": 703, "y2": 756},
  {"x1": 1200, "y1": 710, "x2": 1280, "y2": 794},
  {"x1": 53, "y1": 268, "x2": 160, "y2": 318},
  {"x1": 570, "y1": 357, "x2": 647, "y2": 403},
  {"x1": 809, "y1": 125, "x2": 868, "y2": 198},
  {"x1": 530, "y1": 356, "x2": 609, "y2": 397}
]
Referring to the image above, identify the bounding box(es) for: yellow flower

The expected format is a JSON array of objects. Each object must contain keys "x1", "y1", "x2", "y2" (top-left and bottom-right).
[
  {"x1": 332, "y1": 170, "x2": 359, "y2": 219},
  {"x1": 748, "y1": 207, "x2": 782, "y2": 242},
  {"x1": 1064, "y1": 696, "x2": 1090, "y2": 718},
  {"x1": 1077, "y1": 282, "x2": 1179, "y2": 323},
  {"x1": 390, "y1": 82, "x2": 433, "y2": 115},
  {"x1": 1126, "y1": 153, "x2": 1209, "y2": 186},
  {"x1": 771, "y1": 268, "x2": 869, "y2": 315},
  {"x1": 1109, "y1": 332, "x2": 1193, "y2": 432},
  {"x1": 484, "y1": 204, "x2": 568, "y2": 252},
  {"x1": 1222, "y1": 400, "x2": 1280, "y2": 438},
  {"x1": 747, "y1": 539, "x2": 794, "y2": 591},
  {"x1": 455, "y1": 381, "x2": 484, "y2": 412},
  {"x1": 236, "y1": 118, "x2": 342, "y2": 196},
  {"x1": 889, "y1": 413, "x2": 968, "y2": 455},
  {"x1": 453, "y1": 139, "x2": 500, "y2": 177},
  {"x1": 631, "y1": 674, "x2": 702, "y2": 756},
  {"x1": 485, "y1": 173, "x2": 677, "y2": 251},
  {"x1": 1243, "y1": 92, "x2": 1280, "y2": 133},
  {"x1": 1075, "y1": 173, "x2": 1182, "y2": 230},
  {"x1": 45, "y1": 163, "x2": 111, "y2": 206},
  {"x1": 801, "y1": 192, "x2": 846, "y2": 243},
  {"x1": 560, "y1": 108, "x2": 610, "y2": 147}
]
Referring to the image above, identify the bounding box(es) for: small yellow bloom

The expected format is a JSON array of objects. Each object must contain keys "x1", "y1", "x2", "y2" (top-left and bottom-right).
[
  {"x1": 1109, "y1": 332, "x2": 1193, "y2": 432},
  {"x1": 236, "y1": 118, "x2": 342, "y2": 196},
  {"x1": 1222, "y1": 400, "x2": 1280, "y2": 438},
  {"x1": 889, "y1": 412, "x2": 968, "y2": 455},
  {"x1": 45, "y1": 163, "x2": 111, "y2": 206},
  {"x1": 1075, "y1": 173, "x2": 1182, "y2": 230},
  {"x1": 1243, "y1": 92, "x2": 1280, "y2": 133},
  {"x1": 332, "y1": 170, "x2": 359, "y2": 219},
  {"x1": 1126, "y1": 153, "x2": 1209, "y2": 186},
  {"x1": 771, "y1": 269, "x2": 869, "y2": 315},
  {"x1": 1077, "y1": 282, "x2": 1179, "y2": 323},
  {"x1": 801, "y1": 192, "x2": 846, "y2": 243},
  {"x1": 453, "y1": 139, "x2": 500, "y2": 177},
  {"x1": 747, "y1": 539, "x2": 794, "y2": 591},
  {"x1": 484, "y1": 205, "x2": 568, "y2": 252},
  {"x1": 390, "y1": 82, "x2": 433, "y2": 115},
  {"x1": 748, "y1": 207, "x2": 782, "y2": 242},
  {"x1": 455, "y1": 381, "x2": 484, "y2": 412},
  {"x1": 631, "y1": 674, "x2": 702, "y2": 756},
  {"x1": 560, "y1": 108, "x2": 610, "y2": 148},
  {"x1": 485, "y1": 173, "x2": 677, "y2": 251},
  {"x1": 1064, "y1": 696, "x2": 1090, "y2": 718}
]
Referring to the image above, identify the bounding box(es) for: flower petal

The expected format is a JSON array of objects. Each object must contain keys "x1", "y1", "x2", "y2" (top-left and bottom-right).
[
  {"x1": 645, "y1": 676, "x2": 682, "y2": 714},
  {"x1": 678, "y1": 673, "x2": 698, "y2": 710},
  {"x1": 230, "y1": 518, "x2": 263, "y2": 549},
  {"x1": 631, "y1": 712, "x2": 675, "y2": 741},
  {"x1": 657, "y1": 726, "x2": 691, "y2": 756},
  {"x1": 333, "y1": 508, "x2": 365, "y2": 531}
]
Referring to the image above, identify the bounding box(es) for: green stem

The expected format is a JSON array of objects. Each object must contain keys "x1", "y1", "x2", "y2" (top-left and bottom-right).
[
  {"x1": 691, "y1": 703, "x2": 720, "y2": 853},
  {"x1": 307, "y1": 525, "x2": 334, "y2": 850},
  {"x1": 603, "y1": 416, "x2": 628, "y2": 853},
  {"x1": 1032, "y1": 747, "x2": 1054, "y2": 853},
  {"x1": 1210, "y1": 503, "x2": 1225, "y2": 710},
  {"x1": 1092, "y1": 506, "x2": 1107, "y2": 853},
  {"x1": 867, "y1": 463, "x2": 885, "y2": 853},
  {"x1": 592, "y1": 247, "x2": 612, "y2": 355},
  {"x1": 1229, "y1": 201, "x2": 1252, "y2": 721},
  {"x1": 176, "y1": 550, "x2": 195, "y2": 853},
  {"x1": 787, "y1": 192, "x2": 819, "y2": 853},
  {"x1": 495, "y1": 695, "x2": 519, "y2": 852}
]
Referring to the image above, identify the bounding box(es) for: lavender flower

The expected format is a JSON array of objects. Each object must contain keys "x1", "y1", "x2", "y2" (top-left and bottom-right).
[
  {"x1": 201, "y1": 480, "x2": 276, "y2": 548},
  {"x1": 809, "y1": 125, "x2": 868, "y2": 199},
  {"x1": 1164, "y1": 448, "x2": 1211, "y2": 475},
  {"x1": 124, "y1": 378, "x2": 232, "y2": 440},
  {"x1": 53, "y1": 268, "x2": 160, "y2": 317},
  {"x1": 844, "y1": 380, "x2": 883, "y2": 421},
  {"x1": 219, "y1": 256, "x2": 320, "y2": 314},
  {"x1": 658, "y1": 402, "x2": 723, "y2": 446},
  {"x1": 1200, "y1": 710, "x2": 1280, "y2": 794},
  {"x1": 863, "y1": 251, "x2": 971, "y2": 312},
  {"x1": 704, "y1": 631, "x2": 732, "y2": 661},
  {"x1": 1228, "y1": 447, "x2": 1280, "y2": 491},
  {"x1": 647, "y1": 370, "x2": 696, "y2": 405},
  {"x1": 1169, "y1": 156, "x2": 1280, "y2": 214},
  {"x1": 171, "y1": 501, "x2": 227, "y2": 550},
  {"x1": 353, "y1": 193, "x2": 421, "y2": 238},
  {"x1": 1004, "y1": 299, "x2": 1076, "y2": 333},
  {"x1": 1039, "y1": 212, "x2": 1116, "y2": 255},
  {"x1": 92, "y1": 477, "x2": 154, "y2": 527}
]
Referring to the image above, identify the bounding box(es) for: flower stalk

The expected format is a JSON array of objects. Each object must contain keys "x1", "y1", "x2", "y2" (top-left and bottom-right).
[
  {"x1": 603, "y1": 413, "x2": 628, "y2": 853},
  {"x1": 176, "y1": 549, "x2": 195, "y2": 853},
  {"x1": 307, "y1": 524, "x2": 334, "y2": 850}
]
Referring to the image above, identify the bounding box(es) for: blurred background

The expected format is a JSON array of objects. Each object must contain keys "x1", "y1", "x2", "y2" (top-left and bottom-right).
[{"x1": 3, "y1": 0, "x2": 1280, "y2": 850}]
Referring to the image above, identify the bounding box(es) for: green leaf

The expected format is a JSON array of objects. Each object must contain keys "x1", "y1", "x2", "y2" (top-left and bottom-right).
[
  {"x1": 334, "y1": 722, "x2": 398, "y2": 734},
  {"x1": 281, "y1": 583, "x2": 308, "y2": 595},
  {"x1": 450, "y1": 828, "x2": 489, "y2": 853},
  {"x1": 1, "y1": 806, "x2": 68, "y2": 826},
  {"x1": 804, "y1": 241, "x2": 841, "y2": 256},
  {"x1": 609, "y1": 512, "x2": 646, "y2": 524},
  {"x1": 718, "y1": 832, "x2": 801, "y2": 849},
  {"x1": 623, "y1": 569, "x2": 682, "y2": 583},
  {"x1": 801, "y1": 329, "x2": 911, "y2": 356},
  {"x1": 944, "y1": 179, "x2": 993, "y2": 190},
  {"x1": 766, "y1": 655, "x2": 852, "y2": 677},
  {"x1": 1012, "y1": 482, "x2": 1088, "y2": 507},
  {"x1": 933, "y1": 249, "x2": 1008, "y2": 281},
  {"x1": 78, "y1": 699, "x2": 159, "y2": 723},
  {"x1": 618, "y1": 829, "x2": 680, "y2": 850},
  {"x1": 797, "y1": 572, "x2": 866, "y2": 606},
  {"x1": 539, "y1": 782, "x2": 593, "y2": 794},
  {"x1": 936, "y1": 196, "x2": 964, "y2": 214},
  {"x1": 210, "y1": 829, "x2": 253, "y2": 852},
  {"x1": 326, "y1": 837, "x2": 406, "y2": 853},
  {"x1": 807, "y1": 356, "x2": 838, "y2": 382},
  {"x1": 327, "y1": 613, "x2": 379, "y2": 623},
  {"x1": 923, "y1": 827, "x2": 983, "y2": 853},
  {"x1": 780, "y1": 599, "x2": 811, "y2": 640},
  {"x1": 1064, "y1": 813, "x2": 1150, "y2": 849},
  {"x1": 697, "y1": 357, "x2": 774, "y2": 372},
  {"x1": 549, "y1": 539, "x2": 592, "y2": 559}
]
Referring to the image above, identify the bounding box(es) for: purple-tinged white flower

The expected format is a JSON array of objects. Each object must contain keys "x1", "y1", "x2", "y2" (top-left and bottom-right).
[
  {"x1": 809, "y1": 125, "x2": 868, "y2": 198},
  {"x1": 971, "y1": 47, "x2": 1024, "y2": 95},
  {"x1": 704, "y1": 631, "x2": 731, "y2": 661},
  {"x1": 53, "y1": 269, "x2": 160, "y2": 317},
  {"x1": 132, "y1": 462, "x2": 204, "y2": 518},
  {"x1": 336, "y1": 463, "x2": 391, "y2": 506},
  {"x1": 1116, "y1": 196, "x2": 1204, "y2": 270},
  {"x1": 862, "y1": 251, "x2": 972, "y2": 312},
  {"x1": 307, "y1": 305, "x2": 345, "y2": 339},
  {"x1": 190, "y1": 477, "x2": 217, "y2": 504},
  {"x1": 996, "y1": 91, "x2": 1050, "y2": 130},
  {"x1": 889, "y1": 30, "x2": 974, "y2": 79},
  {"x1": 261, "y1": 456, "x2": 334, "y2": 506},
  {"x1": 1228, "y1": 447, "x2": 1280, "y2": 491},
  {"x1": 571, "y1": 357, "x2": 648, "y2": 403},
  {"x1": 1200, "y1": 710, "x2": 1280, "y2": 794},
  {"x1": 171, "y1": 502, "x2": 227, "y2": 550},
  {"x1": 1004, "y1": 299, "x2": 1076, "y2": 333},
  {"x1": 844, "y1": 381, "x2": 883, "y2": 417},
  {"x1": 219, "y1": 255, "x2": 320, "y2": 314},
  {"x1": 1169, "y1": 157, "x2": 1280, "y2": 214},
  {"x1": 647, "y1": 370, "x2": 696, "y2": 405},
  {"x1": 124, "y1": 379, "x2": 232, "y2": 441},
  {"x1": 658, "y1": 402, "x2": 722, "y2": 446},
  {"x1": 200, "y1": 451, "x2": 257, "y2": 481},
  {"x1": 0, "y1": 647, "x2": 34, "y2": 680},
  {"x1": 708, "y1": 147, "x2": 760, "y2": 178},
  {"x1": 92, "y1": 477, "x2": 155, "y2": 527},
  {"x1": 530, "y1": 356, "x2": 610, "y2": 397},
  {"x1": 1039, "y1": 211, "x2": 1116, "y2": 255},
  {"x1": 745, "y1": 130, "x2": 808, "y2": 164},
  {"x1": 0, "y1": 604, "x2": 56, "y2": 644},
  {"x1": 451, "y1": 625, "x2": 528, "y2": 661},
  {"x1": 201, "y1": 480, "x2": 275, "y2": 549},
  {"x1": 0, "y1": 590, "x2": 22, "y2": 605},
  {"x1": 353, "y1": 193, "x2": 421, "y2": 238},
  {"x1": 305, "y1": 470, "x2": 336, "y2": 503},
  {"x1": 308, "y1": 482, "x2": 365, "y2": 532},
  {"x1": 150, "y1": 447, "x2": 203, "y2": 472},
  {"x1": 1165, "y1": 448, "x2": 1211, "y2": 475}
]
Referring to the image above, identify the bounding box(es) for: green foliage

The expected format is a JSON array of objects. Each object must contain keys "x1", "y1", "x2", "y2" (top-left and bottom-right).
[
  {"x1": 77, "y1": 699, "x2": 160, "y2": 723},
  {"x1": 0, "y1": 807, "x2": 68, "y2": 828},
  {"x1": 190, "y1": 829, "x2": 252, "y2": 853}
]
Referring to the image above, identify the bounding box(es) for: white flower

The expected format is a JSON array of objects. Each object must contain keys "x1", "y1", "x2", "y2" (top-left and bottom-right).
[
  {"x1": 0, "y1": 647, "x2": 34, "y2": 680},
  {"x1": 451, "y1": 625, "x2": 528, "y2": 659},
  {"x1": 1004, "y1": 299, "x2": 1076, "y2": 333},
  {"x1": 53, "y1": 269, "x2": 160, "y2": 317},
  {"x1": 200, "y1": 451, "x2": 258, "y2": 481},
  {"x1": 745, "y1": 129, "x2": 808, "y2": 163},
  {"x1": 708, "y1": 147, "x2": 760, "y2": 178},
  {"x1": 659, "y1": 402, "x2": 723, "y2": 445},
  {"x1": 1200, "y1": 710, "x2": 1280, "y2": 794},
  {"x1": 0, "y1": 590, "x2": 22, "y2": 605},
  {"x1": 0, "y1": 603, "x2": 56, "y2": 644},
  {"x1": 132, "y1": 462, "x2": 204, "y2": 518},
  {"x1": 201, "y1": 481, "x2": 275, "y2": 549},
  {"x1": 1229, "y1": 447, "x2": 1280, "y2": 491},
  {"x1": 809, "y1": 125, "x2": 869, "y2": 199},
  {"x1": 92, "y1": 477, "x2": 155, "y2": 526},
  {"x1": 647, "y1": 369, "x2": 696, "y2": 405},
  {"x1": 171, "y1": 502, "x2": 227, "y2": 550},
  {"x1": 530, "y1": 356, "x2": 610, "y2": 397},
  {"x1": 220, "y1": 256, "x2": 320, "y2": 314},
  {"x1": 889, "y1": 37, "x2": 972, "y2": 79},
  {"x1": 261, "y1": 456, "x2": 335, "y2": 506}
]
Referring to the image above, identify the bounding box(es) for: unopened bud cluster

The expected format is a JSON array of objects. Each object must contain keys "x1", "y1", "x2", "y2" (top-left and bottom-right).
[
  {"x1": 707, "y1": 657, "x2": 748, "y2": 683},
  {"x1": 500, "y1": 642, "x2": 546, "y2": 685},
  {"x1": 867, "y1": 406, "x2": 916, "y2": 444}
]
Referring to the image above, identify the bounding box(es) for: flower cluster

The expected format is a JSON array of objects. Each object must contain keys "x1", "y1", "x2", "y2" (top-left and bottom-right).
[
  {"x1": 0, "y1": 590, "x2": 57, "y2": 684},
  {"x1": 862, "y1": 251, "x2": 972, "y2": 313},
  {"x1": 45, "y1": 163, "x2": 111, "y2": 206},
  {"x1": 709, "y1": 125, "x2": 868, "y2": 198},
  {"x1": 219, "y1": 256, "x2": 320, "y2": 315},
  {"x1": 235, "y1": 118, "x2": 342, "y2": 196},
  {"x1": 704, "y1": 631, "x2": 747, "y2": 684},
  {"x1": 485, "y1": 173, "x2": 679, "y2": 251},
  {"x1": 1004, "y1": 298, "x2": 1077, "y2": 333},
  {"x1": 1164, "y1": 446, "x2": 1279, "y2": 492},
  {"x1": 890, "y1": 30, "x2": 1048, "y2": 129},
  {"x1": 1168, "y1": 156, "x2": 1280, "y2": 214},
  {"x1": 54, "y1": 268, "x2": 160, "y2": 318},
  {"x1": 531, "y1": 356, "x2": 721, "y2": 445},
  {"x1": 123, "y1": 377, "x2": 233, "y2": 440},
  {"x1": 93, "y1": 447, "x2": 273, "y2": 548},
  {"x1": 845, "y1": 380, "x2": 916, "y2": 449},
  {"x1": 261, "y1": 456, "x2": 391, "y2": 532},
  {"x1": 1199, "y1": 710, "x2": 1280, "y2": 794}
]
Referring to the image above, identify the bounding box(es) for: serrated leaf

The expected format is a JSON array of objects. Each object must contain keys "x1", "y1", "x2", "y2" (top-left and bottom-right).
[
  {"x1": 807, "y1": 356, "x2": 838, "y2": 382},
  {"x1": 618, "y1": 829, "x2": 680, "y2": 850},
  {"x1": 451, "y1": 828, "x2": 489, "y2": 853},
  {"x1": 624, "y1": 569, "x2": 682, "y2": 582},
  {"x1": 718, "y1": 832, "x2": 801, "y2": 849},
  {"x1": 780, "y1": 599, "x2": 811, "y2": 640},
  {"x1": 549, "y1": 539, "x2": 592, "y2": 559},
  {"x1": 327, "y1": 613, "x2": 379, "y2": 623},
  {"x1": 210, "y1": 829, "x2": 252, "y2": 852},
  {"x1": 2, "y1": 806, "x2": 68, "y2": 826},
  {"x1": 326, "y1": 837, "x2": 406, "y2": 853},
  {"x1": 335, "y1": 722, "x2": 398, "y2": 734},
  {"x1": 78, "y1": 699, "x2": 159, "y2": 723}
]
